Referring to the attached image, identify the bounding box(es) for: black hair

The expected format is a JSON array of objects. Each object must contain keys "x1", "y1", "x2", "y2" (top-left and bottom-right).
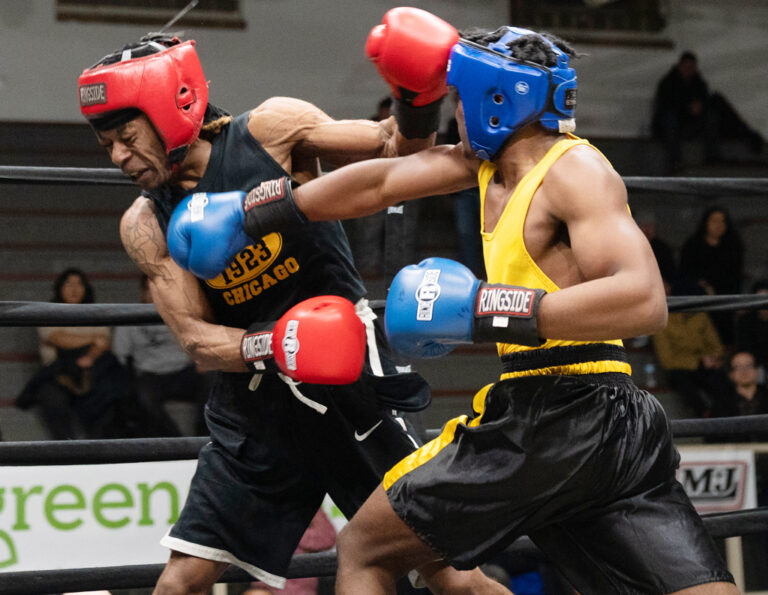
[
  {"x1": 679, "y1": 51, "x2": 698, "y2": 63},
  {"x1": 459, "y1": 27, "x2": 580, "y2": 67},
  {"x1": 52, "y1": 267, "x2": 95, "y2": 304},
  {"x1": 691, "y1": 205, "x2": 742, "y2": 249},
  {"x1": 727, "y1": 349, "x2": 756, "y2": 371},
  {"x1": 751, "y1": 279, "x2": 768, "y2": 293}
]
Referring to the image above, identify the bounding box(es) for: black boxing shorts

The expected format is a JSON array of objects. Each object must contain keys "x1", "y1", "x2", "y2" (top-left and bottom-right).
[
  {"x1": 385, "y1": 373, "x2": 735, "y2": 594},
  {"x1": 162, "y1": 370, "x2": 425, "y2": 589}
]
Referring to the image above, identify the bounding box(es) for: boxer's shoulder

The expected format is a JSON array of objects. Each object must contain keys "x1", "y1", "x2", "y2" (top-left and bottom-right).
[
  {"x1": 120, "y1": 196, "x2": 168, "y2": 264},
  {"x1": 540, "y1": 144, "x2": 626, "y2": 218},
  {"x1": 248, "y1": 97, "x2": 331, "y2": 140}
]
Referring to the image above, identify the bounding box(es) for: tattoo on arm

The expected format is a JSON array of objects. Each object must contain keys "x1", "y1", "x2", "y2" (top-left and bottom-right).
[{"x1": 121, "y1": 205, "x2": 170, "y2": 279}]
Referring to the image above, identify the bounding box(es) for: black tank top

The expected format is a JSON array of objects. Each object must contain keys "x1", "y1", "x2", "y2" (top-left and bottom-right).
[{"x1": 144, "y1": 111, "x2": 366, "y2": 328}]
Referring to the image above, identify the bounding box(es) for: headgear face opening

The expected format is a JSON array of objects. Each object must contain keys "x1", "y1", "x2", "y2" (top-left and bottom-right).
[
  {"x1": 78, "y1": 36, "x2": 208, "y2": 164},
  {"x1": 446, "y1": 27, "x2": 577, "y2": 161}
]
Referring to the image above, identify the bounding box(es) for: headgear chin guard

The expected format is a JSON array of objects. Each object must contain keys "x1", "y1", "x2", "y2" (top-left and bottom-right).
[
  {"x1": 446, "y1": 27, "x2": 577, "y2": 161},
  {"x1": 78, "y1": 35, "x2": 208, "y2": 164}
]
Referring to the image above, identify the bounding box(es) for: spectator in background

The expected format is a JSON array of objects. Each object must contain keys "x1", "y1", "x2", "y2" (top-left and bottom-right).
[
  {"x1": 112, "y1": 275, "x2": 209, "y2": 436},
  {"x1": 735, "y1": 279, "x2": 768, "y2": 375},
  {"x1": 653, "y1": 277, "x2": 727, "y2": 418},
  {"x1": 711, "y1": 351, "x2": 768, "y2": 423},
  {"x1": 445, "y1": 103, "x2": 484, "y2": 279},
  {"x1": 651, "y1": 51, "x2": 764, "y2": 173},
  {"x1": 16, "y1": 268, "x2": 127, "y2": 439},
  {"x1": 679, "y1": 205, "x2": 743, "y2": 345}
]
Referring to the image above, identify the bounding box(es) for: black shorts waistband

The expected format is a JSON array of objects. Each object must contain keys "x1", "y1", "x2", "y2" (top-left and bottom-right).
[{"x1": 501, "y1": 344, "x2": 628, "y2": 375}]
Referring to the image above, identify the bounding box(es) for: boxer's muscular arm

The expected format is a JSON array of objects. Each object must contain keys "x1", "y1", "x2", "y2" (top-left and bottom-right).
[
  {"x1": 120, "y1": 197, "x2": 248, "y2": 373},
  {"x1": 294, "y1": 143, "x2": 479, "y2": 220},
  {"x1": 247, "y1": 97, "x2": 433, "y2": 179},
  {"x1": 535, "y1": 148, "x2": 668, "y2": 340}
]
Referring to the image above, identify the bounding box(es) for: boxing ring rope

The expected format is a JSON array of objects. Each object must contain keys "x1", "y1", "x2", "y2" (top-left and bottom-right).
[
  {"x1": 1, "y1": 509, "x2": 766, "y2": 594},
  {"x1": 2, "y1": 165, "x2": 768, "y2": 195},
  {"x1": 2, "y1": 293, "x2": 768, "y2": 329},
  {"x1": 0, "y1": 413, "x2": 767, "y2": 468},
  {"x1": 3, "y1": 166, "x2": 768, "y2": 593}
]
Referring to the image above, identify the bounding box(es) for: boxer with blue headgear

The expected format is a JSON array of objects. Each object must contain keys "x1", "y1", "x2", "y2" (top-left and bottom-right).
[
  {"x1": 216, "y1": 22, "x2": 735, "y2": 595},
  {"x1": 447, "y1": 27, "x2": 577, "y2": 160}
]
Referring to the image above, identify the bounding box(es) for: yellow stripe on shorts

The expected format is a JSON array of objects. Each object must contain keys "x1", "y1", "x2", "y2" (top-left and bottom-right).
[
  {"x1": 500, "y1": 359, "x2": 631, "y2": 380},
  {"x1": 383, "y1": 383, "x2": 494, "y2": 490}
]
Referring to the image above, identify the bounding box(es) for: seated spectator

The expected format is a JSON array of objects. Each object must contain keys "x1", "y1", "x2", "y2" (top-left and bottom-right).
[
  {"x1": 651, "y1": 51, "x2": 764, "y2": 173},
  {"x1": 712, "y1": 351, "x2": 768, "y2": 422},
  {"x1": 16, "y1": 268, "x2": 128, "y2": 439},
  {"x1": 735, "y1": 279, "x2": 768, "y2": 375},
  {"x1": 112, "y1": 275, "x2": 209, "y2": 436},
  {"x1": 679, "y1": 205, "x2": 744, "y2": 345},
  {"x1": 712, "y1": 351, "x2": 768, "y2": 442},
  {"x1": 653, "y1": 278, "x2": 727, "y2": 417}
]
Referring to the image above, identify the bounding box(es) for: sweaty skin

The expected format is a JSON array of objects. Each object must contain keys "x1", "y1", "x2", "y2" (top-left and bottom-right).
[
  {"x1": 293, "y1": 102, "x2": 668, "y2": 344},
  {"x1": 98, "y1": 98, "x2": 435, "y2": 373},
  {"x1": 97, "y1": 96, "x2": 507, "y2": 595},
  {"x1": 287, "y1": 105, "x2": 739, "y2": 595}
]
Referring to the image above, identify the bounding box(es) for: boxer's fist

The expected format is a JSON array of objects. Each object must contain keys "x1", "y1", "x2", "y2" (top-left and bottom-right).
[
  {"x1": 242, "y1": 296, "x2": 366, "y2": 385},
  {"x1": 386, "y1": 258, "x2": 478, "y2": 358},
  {"x1": 366, "y1": 7, "x2": 458, "y2": 107},
  {"x1": 168, "y1": 191, "x2": 250, "y2": 279},
  {"x1": 274, "y1": 296, "x2": 366, "y2": 384},
  {"x1": 385, "y1": 258, "x2": 546, "y2": 359}
]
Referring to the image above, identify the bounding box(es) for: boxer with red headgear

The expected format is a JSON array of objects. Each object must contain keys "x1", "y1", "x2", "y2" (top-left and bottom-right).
[
  {"x1": 77, "y1": 10, "x2": 507, "y2": 595},
  {"x1": 79, "y1": 35, "x2": 207, "y2": 166}
]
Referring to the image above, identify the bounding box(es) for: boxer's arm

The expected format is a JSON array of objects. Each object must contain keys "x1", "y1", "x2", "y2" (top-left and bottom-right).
[
  {"x1": 247, "y1": 97, "x2": 433, "y2": 176},
  {"x1": 294, "y1": 143, "x2": 478, "y2": 220},
  {"x1": 120, "y1": 197, "x2": 248, "y2": 373},
  {"x1": 535, "y1": 148, "x2": 668, "y2": 341}
]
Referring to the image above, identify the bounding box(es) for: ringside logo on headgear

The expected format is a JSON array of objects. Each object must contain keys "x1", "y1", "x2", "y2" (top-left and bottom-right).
[
  {"x1": 446, "y1": 27, "x2": 577, "y2": 160},
  {"x1": 78, "y1": 36, "x2": 208, "y2": 164},
  {"x1": 79, "y1": 83, "x2": 107, "y2": 106}
]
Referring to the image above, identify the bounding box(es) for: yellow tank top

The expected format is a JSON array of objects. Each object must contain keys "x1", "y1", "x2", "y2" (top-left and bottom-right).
[{"x1": 478, "y1": 135, "x2": 630, "y2": 379}]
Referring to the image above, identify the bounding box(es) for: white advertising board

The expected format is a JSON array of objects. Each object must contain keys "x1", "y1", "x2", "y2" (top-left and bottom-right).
[
  {"x1": 677, "y1": 447, "x2": 757, "y2": 514},
  {"x1": 0, "y1": 460, "x2": 197, "y2": 572}
]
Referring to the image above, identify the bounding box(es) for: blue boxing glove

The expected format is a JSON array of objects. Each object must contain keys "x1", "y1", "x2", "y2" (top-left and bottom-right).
[
  {"x1": 169, "y1": 177, "x2": 306, "y2": 279},
  {"x1": 385, "y1": 257, "x2": 546, "y2": 359},
  {"x1": 168, "y1": 191, "x2": 251, "y2": 279}
]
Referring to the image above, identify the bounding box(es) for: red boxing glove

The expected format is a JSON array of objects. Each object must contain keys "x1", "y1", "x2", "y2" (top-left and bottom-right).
[
  {"x1": 272, "y1": 296, "x2": 366, "y2": 385},
  {"x1": 366, "y1": 7, "x2": 458, "y2": 107}
]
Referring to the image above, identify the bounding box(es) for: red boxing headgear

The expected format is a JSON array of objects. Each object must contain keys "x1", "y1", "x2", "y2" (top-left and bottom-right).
[{"x1": 78, "y1": 38, "x2": 208, "y2": 163}]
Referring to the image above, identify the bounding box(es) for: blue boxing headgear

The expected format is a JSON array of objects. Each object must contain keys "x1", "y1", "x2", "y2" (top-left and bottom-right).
[{"x1": 446, "y1": 27, "x2": 577, "y2": 160}]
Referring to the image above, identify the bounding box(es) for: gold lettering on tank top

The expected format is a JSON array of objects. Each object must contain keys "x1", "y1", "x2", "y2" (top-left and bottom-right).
[{"x1": 204, "y1": 232, "x2": 301, "y2": 306}]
